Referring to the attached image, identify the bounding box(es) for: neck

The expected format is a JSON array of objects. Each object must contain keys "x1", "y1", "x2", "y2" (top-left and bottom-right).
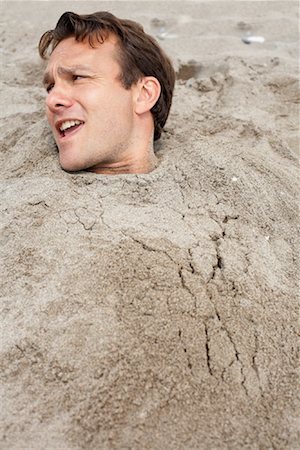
[{"x1": 87, "y1": 151, "x2": 158, "y2": 175}]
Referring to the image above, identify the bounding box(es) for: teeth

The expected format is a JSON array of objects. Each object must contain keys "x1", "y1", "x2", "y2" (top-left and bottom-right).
[{"x1": 59, "y1": 120, "x2": 82, "y2": 132}]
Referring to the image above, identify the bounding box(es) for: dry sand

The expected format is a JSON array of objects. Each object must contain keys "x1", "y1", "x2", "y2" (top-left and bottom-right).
[{"x1": 1, "y1": 1, "x2": 299, "y2": 449}]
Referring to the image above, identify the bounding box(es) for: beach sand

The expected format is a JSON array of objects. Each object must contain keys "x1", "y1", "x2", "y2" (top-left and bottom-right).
[{"x1": 1, "y1": 1, "x2": 299, "y2": 449}]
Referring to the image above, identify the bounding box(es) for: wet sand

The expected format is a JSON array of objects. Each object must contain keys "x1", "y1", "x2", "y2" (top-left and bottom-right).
[{"x1": 1, "y1": 1, "x2": 299, "y2": 449}]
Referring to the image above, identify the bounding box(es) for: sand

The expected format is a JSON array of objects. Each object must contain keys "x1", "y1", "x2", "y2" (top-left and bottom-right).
[{"x1": 1, "y1": 1, "x2": 299, "y2": 449}]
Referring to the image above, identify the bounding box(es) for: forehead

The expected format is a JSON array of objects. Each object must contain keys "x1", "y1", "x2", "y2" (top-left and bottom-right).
[{"x1": 46, "y1": 34, "x2": 120, "y2": 72}]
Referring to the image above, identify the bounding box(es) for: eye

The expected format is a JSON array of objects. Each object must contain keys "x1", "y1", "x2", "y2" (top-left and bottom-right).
[
  {"x1": 73, "y1": 75, "x2": 86, "y2": 81},
  {"x1": 46, "y1": 83, "x2": 54, "y2": 93}
]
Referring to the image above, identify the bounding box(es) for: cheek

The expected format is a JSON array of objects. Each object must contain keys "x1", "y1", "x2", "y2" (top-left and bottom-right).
[
  {"x1": 81, "y1": 84, "x2": 133, "y2": 114},
  {"x1": 45, "y1": 107, "x2": 53, "y2": 125}
]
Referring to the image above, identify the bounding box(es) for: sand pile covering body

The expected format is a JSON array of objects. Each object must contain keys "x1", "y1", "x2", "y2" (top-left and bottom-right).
[{"x1": 0, "y1": 2, "x2": 299, "y2": 449}]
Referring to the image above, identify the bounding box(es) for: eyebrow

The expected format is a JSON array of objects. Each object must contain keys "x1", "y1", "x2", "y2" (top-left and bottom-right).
[{"x1": 43, "y1": 65, "x2": 92, "y2": 85}]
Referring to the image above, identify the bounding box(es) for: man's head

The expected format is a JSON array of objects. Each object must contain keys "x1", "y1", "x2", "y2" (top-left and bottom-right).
[{"x1": 39, "y1": 11, "x2": 175, "y2": 174}]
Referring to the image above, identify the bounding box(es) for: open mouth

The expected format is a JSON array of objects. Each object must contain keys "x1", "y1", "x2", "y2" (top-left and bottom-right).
[{"x1": 57, "y1": 120, "x2": 84, "y2": 138}]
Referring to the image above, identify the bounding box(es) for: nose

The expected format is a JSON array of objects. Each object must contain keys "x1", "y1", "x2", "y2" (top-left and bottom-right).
[{"x1": 46, "y1": 83, "x2": 73, "y2": 113}]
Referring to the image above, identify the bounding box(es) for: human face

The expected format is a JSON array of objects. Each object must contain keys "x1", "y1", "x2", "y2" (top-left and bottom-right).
[{"x1": 44, "y1": 35, "x2": 136, "y2": 172}]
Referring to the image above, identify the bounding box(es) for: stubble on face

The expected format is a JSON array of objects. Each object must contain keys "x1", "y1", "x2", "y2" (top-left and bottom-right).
[
  {"x1": 44, "y1": 34, "x2": 157, "y2": 174},
  {"x1": 45, "y1": 36, "x2": 135, "y2": 171}
]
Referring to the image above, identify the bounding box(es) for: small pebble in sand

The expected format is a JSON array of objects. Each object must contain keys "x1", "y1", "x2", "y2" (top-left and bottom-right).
[
  {"x1": 186, "y1": 77, "x2": 199, "y2": 89},
  {"x1": 231, "y1": 176, "x2": 238, "y2": 182},
  {"x1": 242, "y1": 35, "x2": 265, "y2": 44},
  {"x1": 271, "y1": 57, "x2": 280, "y2": 66}
]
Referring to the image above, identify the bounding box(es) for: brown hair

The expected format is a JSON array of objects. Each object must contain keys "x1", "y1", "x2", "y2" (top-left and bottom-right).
[{"x1": 39, "y1": 11, "x2": 176, "y2": 141}]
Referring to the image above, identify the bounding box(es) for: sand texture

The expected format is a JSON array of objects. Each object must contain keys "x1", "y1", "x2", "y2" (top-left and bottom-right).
[{"x1": 1, "y1": 1, "x2": 299, "y2": 449}]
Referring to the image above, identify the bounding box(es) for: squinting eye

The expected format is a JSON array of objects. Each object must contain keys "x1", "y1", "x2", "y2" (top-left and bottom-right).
[
  {"x1": 46, "y1": 84, "x2": 54, "y2": 93},
  {"x1": 73, "y1": 75, "x2": 85, "y2": 81}
]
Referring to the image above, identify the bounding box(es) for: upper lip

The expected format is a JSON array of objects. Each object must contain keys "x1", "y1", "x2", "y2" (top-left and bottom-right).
[{"x1": 55, "y1": 118, "x2": 85, "y2": 133}]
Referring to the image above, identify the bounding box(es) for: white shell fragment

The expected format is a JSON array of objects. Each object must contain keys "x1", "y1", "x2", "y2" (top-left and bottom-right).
[{"x1": 242, "y1": 35, "x2": 265, "y2": 44}]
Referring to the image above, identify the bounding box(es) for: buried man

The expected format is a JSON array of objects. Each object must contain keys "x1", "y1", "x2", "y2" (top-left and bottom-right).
[{"x1": 39, "y1": 11, "x2": 175, "y2": 174}]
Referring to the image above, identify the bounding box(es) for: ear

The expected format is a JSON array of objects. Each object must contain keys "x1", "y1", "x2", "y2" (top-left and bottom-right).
[{"x1": 134, "y1": 76, "x2": 161, "y2": 115}]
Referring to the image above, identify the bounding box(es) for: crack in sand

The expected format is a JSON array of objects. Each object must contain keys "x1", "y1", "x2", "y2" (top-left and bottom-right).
[
  {"x1": 228, "y1": 334, "x2": 249, "y2": 397},
  {"x1": 178, "y1": 329, "x2": 193, "y2": 371},
  {"x1": 201, "y1": 216, "x2": 251, "y2": 395},
  {"x1": 174, "y1": 164, "x2": 192, "y2": 204},
  {"x1": 178, "y1": 267, "x2": 197, "y2": 315},
  {"x1": 74, "y1": 209, "x2": 96, "y2": 231},
  {"x1": 125, "y1": 234, "x2": 178, "y2": 267},
  {"x1": 28, "y1": 200, "x2": 49, "y2": 209},
  {"x1": 187, "y1": 248, "x2": 196, "y2": 274},
  {"x1": 204, "y1": 322, "x2": 213, "y2": 376},
  {"x1": 251, "y1": 328, "x2": 264, "y2": 398},
  {"x1": 208, "y1": 229, "x2": 225, "y2": 281}
]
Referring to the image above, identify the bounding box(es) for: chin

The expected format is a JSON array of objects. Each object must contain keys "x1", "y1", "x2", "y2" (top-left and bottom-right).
[{"x1": 59, "y1": 157, "x2": 85, "y2": 173}]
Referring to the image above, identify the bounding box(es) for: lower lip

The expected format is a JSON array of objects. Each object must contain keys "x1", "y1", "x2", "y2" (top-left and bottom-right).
[{"x1": 58, "y1": 123, "x2": 84, "y2": 141}]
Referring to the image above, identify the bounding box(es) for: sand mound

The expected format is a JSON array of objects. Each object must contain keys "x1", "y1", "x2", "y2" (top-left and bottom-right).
[{"x1": 1, "y1": 2, "x2": 299, "y2": 449}]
